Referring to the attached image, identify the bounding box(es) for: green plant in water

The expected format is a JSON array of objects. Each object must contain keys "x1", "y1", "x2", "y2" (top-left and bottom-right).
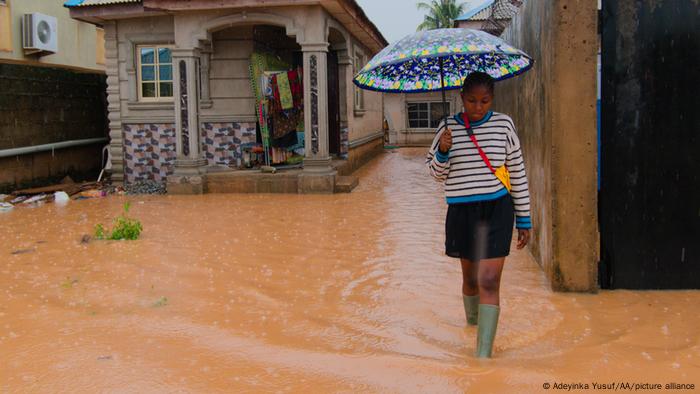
[
  {"x1": 94, "y1": 223, "x2": 106, "y2": 240},
  {"x1": 94, "y1": 202, "x2": 143, "y2": 240},
  {"x1": 152, "y1": 296, "x2": 168, "y2": 308}
]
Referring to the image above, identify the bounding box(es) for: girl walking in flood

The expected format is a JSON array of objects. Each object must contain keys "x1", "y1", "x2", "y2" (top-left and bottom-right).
[{"x1": 426, "y1": 72, "x2": 532, "y2": 358}]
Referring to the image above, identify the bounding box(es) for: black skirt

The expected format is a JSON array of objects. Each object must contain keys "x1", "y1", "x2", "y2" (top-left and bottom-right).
[{"x1": 445, "y1": 194, "x2": 515, "y2": 260}]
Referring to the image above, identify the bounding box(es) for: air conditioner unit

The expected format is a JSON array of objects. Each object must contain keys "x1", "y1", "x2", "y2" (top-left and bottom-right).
[{"x1": 22, "y1": 13, "x2": 58, "y2": 55}]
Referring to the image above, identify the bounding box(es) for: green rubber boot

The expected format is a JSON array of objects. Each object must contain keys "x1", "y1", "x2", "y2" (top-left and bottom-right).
[
  {"x1": 462, "y1": 295, "x2": 479, "y2": 326},
  {"x1": 475, "y1": 304, "x2": 500, "y2": 358}
]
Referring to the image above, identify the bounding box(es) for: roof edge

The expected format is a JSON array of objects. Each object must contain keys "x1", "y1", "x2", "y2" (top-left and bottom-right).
[
  {"x1": 455, "y1": 0, "x2": 495, "y2": 21},
  {"x1": 65, "y1": 0, "x2": 142, "y2": 7},
  {"x1": 336, "y1": 0, "x2": 388, "y2": 49},
  {"x1": 64, "y1": 0, "x2": 388, "y2": 52}
]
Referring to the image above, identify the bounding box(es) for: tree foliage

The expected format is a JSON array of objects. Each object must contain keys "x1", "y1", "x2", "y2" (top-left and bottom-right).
[{"x1": 416, "y1": 0, "x2": 466, "y2": 31}]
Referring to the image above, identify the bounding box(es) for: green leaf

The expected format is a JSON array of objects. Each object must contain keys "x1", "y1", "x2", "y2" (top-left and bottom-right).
[{"x1": 94, "y1": 223, "x2": 106, "y2": 239}]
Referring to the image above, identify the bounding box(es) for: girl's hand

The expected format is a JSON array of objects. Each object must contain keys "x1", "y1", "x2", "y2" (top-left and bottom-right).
[
  {"x1": 516, "y1": 229, "x2": 530, "y2": 250},
  {"x1": 439, "y1": 128, "x2": 452, "y2": 153}
]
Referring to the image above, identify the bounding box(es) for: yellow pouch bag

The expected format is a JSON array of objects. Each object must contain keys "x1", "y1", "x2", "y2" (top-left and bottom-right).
[{"x1": 494, "y1": 165, "x2": 512, "y2": 192}]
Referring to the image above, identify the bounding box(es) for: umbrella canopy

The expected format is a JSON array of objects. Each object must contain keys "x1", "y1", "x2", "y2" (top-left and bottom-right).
[{"x1": 353, "y1": 28, "x2": 533, "y2": 93}]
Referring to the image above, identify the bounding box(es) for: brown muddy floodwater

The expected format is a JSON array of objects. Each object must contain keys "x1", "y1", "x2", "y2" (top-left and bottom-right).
[{"x1": 1, "y1": 148, "x2": 699, "y2": 393}]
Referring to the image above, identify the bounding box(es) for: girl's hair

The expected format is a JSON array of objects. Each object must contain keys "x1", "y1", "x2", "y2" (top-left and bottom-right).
[{"x1": 461, "y1": 72, "x2": 494, "y2": 95}]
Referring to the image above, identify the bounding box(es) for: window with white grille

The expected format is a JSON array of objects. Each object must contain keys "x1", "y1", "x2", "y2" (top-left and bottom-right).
[
  {"x1": 407, "y1": 101, "x2": 450, "y2": 129},
  {"x1": 137, "y1": 45, "x2": 173, "y2": 101}
]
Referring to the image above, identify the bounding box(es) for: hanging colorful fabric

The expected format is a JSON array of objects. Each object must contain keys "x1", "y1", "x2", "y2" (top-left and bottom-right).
[
  {"x1": 277, "y1": 72, "x2": 294, "y2": 110},
  {"x1": 249, "y1": 52, "x2": 291, "y2": 110},
  {"x1": 258, "y1": 100, "x2": 272, "y2": 166}
]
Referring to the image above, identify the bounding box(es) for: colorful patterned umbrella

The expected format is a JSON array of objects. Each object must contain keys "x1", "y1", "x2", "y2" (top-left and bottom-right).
[{"x1": 353, "y1": 28, "x2": 533, "y2": 94}]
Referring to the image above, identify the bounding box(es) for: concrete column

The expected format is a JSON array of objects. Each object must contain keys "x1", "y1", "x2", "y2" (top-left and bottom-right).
[
  {"x1": 337, "y1": 49, "x2": 352, "y2": 158},
  {"x1": 549, "y1": 0, "x2": 598, "y2": 291},
  {"x1": 298, "y1": 42, "x2": 336, "y2": 193},
  {"x1": 167, "y1": 49, "x2": 207, "y2": 194},
  {"x1": 335, "y1": 44, "x2": 351, "y2": 127},
  {"x1": 301, "y1": 43, "x2": 332, "y2": 171},
  {"x1": 496, "y1": 0, "x2": 598, "y2": 291}
]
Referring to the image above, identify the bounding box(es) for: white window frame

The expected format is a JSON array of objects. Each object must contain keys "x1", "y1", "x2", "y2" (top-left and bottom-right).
[
  {"x1": 406, "y1": 101, "x2": 451, "y2": 130},
  {"x1": 353, "y1": 47, "x2": 366, "y2": 113},
  {"x1": 136, "y1": 44, "x2": 174, "y2": 102}
]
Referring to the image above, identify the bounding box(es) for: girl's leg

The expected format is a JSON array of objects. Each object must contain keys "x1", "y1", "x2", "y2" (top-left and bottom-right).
[
  {"x1": 459, "y1": 258, "x2": 479, "y2": 296},
  {"x1": 460, "y1": 258, "x2": 480, "y2": 326},
  {"x1": 475, "y1": 257, "x2": 506, "y2": 358},
  {"x1": 477, "y1": 257, "x2": 505, "y2": 305}
]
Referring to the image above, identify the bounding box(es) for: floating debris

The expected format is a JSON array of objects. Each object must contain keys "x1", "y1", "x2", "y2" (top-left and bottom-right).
[
  {"x1": 7, "y1": 180, "x2": 124, "y2": 207},
  {"x1": 11, "y1": 248, "x2": 35, "y2": 255},
  {"x1": 54, "y1": 191, "x2": 70, "y2": 205},
  {"x1": 78, "y1": 189, "x2": 106, "y2": 199},
  {"x1": 10, "y1": 195, "x2": 29, "y2": 204},
  {"x1": 12, "y1": 248, "x2": 36, "y2": 254}
]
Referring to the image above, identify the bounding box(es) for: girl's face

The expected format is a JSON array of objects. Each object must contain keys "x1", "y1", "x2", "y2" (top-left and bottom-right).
[{"x1": 461, "y1": 85, "x2": 493, "y2": 122}]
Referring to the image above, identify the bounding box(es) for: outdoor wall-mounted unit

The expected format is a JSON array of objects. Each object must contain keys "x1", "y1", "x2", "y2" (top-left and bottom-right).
[{"x1": 22, "y1": 13, "x2": 58, "y2": 55}]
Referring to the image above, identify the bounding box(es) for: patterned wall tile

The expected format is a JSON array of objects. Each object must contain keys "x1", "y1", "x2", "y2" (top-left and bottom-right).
[
  {"x1": 201, "y1": 122, "x2": 257, "y2": 168},
  {"x1": 123, "y1": 124, "x2": 176, "y2": 183},
  {"x1": 340, "y1": 127, "x2": 349, "y2": 159}
]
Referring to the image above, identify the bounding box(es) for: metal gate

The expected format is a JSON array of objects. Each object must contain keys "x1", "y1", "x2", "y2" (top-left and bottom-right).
[{"x1": 599, "y1": 0, "x2": 699, "y2": 289}]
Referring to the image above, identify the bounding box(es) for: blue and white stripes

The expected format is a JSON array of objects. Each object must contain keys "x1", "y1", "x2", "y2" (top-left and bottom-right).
[{"x1": 426, "y1": 111, "x2": 532, "y2": 229}]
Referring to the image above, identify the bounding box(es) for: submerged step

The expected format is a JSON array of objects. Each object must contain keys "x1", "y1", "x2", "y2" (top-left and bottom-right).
[{"x1": 334, "y1": 176, "x2": 359, "y2": 193}]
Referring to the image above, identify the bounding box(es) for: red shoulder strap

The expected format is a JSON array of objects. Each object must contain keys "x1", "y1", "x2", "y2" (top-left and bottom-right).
[{"x1": 462, "y1": 112, "x2": 496, "y2": 174}]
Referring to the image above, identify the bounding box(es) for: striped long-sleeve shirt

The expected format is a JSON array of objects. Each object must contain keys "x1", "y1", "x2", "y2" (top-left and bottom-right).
[{"x1": 426, "y1": 111, "x2": 532, "y2": 229}]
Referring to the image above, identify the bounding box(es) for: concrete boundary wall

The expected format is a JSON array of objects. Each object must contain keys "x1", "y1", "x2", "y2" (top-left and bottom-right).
[
  {"x1": 0, "y1": 62, "x2": 107, "y2": 190},
  {"x1": 495, "y1": 0, "x2": 598, "y2": 292}
]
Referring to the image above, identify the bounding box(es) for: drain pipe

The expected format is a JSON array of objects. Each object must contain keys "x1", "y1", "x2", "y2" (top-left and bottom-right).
[{"x1": 0, "y1": 138, "x2": 108, "y2": 158}]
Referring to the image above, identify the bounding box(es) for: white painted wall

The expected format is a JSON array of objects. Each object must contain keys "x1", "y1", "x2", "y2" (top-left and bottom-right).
[{"x1": 1, "y1": 0, "x2": 104, "y2": 71}]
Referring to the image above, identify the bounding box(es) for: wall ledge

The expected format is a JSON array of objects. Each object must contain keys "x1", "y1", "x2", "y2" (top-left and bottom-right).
[
  {"x1": 349, "y1": 131, "x2": 383, "y2": 149},
  {"x1": 126, "y1": 101, "x2": 174, "y2": 111}
]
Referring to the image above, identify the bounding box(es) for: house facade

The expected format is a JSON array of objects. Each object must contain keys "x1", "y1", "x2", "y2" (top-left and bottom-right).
[{"x1": 66, "y1": 0, "x2": 387, "y2": 194}]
